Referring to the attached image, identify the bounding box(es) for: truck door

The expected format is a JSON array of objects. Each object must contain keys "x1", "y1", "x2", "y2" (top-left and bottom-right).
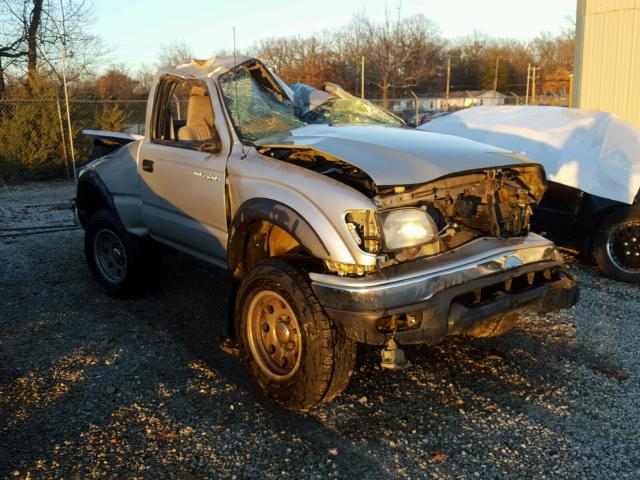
[{"x1": 139, "y1": 76, "x2": 229, "y2": 262}]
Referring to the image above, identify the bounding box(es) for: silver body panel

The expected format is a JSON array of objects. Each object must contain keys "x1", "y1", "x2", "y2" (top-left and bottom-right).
[
  {"x1": 81, "y1": 140, "x2": 147, "y2": 236},
  {"x1": 226, "y1": 144, "x2": 378, "y2": 266}
]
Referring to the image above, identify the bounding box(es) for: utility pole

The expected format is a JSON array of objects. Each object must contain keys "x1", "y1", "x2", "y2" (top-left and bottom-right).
[
  {"x1": 60, "y1": 37, "x2": 76, "y2": 182},
  {"x1": 525, "y1": 63, "x2": 531, "y2": 106},
  {"x1": 445, "y1": 55, "x2": 451, "y2": 100},
  {"x1": 410, "y1": 91, "x2": 419, "y2": 126},
  {"x1": 493, "y1": 57, "x2": 500, "y2": 92},
  {"x1": 54, "y1": 0, "x2": 76, "y2": 183},
  {"x1": 568, "y1": 73, "x2": 574, "y2": 108},
  {"x1": 55, "y1": 96, "x2": 69, "y2": 179},
  {"x1": 40, "y1": 1, "x2": 76, "y2": 181},
  {"x1": 361, "y1": 56, "x2": 365, "y2": 99},
  {"x1": 531, "y1": 66, "x2": 537, "y2": 104}
]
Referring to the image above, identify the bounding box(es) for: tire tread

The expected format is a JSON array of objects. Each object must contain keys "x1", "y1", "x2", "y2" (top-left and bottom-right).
[{"x1": 235, "y1": 254, "x2": 355, "y2": 409}]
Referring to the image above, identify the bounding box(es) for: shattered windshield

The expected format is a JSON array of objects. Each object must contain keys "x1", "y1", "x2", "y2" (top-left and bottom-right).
[
  {"x1": 301, "y1": 97, "x2": 402, "y2": 127},
  {"x1": 219, "y1": 63, "x2": 404, "y2": 142}
]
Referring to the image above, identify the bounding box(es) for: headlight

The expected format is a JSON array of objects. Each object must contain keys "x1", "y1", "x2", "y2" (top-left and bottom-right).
[{"x1": 379, "y1": 208, "x2": 439, "y2": 251}]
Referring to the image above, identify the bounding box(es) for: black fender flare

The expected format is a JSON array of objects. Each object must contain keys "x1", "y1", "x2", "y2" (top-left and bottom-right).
[
  {"x1": 76, "y1": 170, "x2": 119, "y2": 227},
  {"x1": 227, "y1": 198, "x2": 330, "y2": 277},
  {"x1": 580, "y1": 195, "x2": 639, "y2": 254},
  {"x1": 594, "y1": 204, "x2": 640, "y2": 232}
]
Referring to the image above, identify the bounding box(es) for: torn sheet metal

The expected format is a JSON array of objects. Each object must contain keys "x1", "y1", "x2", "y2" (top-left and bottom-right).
[
  {"x1": 420, "y1": 106, "x2": 640, "y2": 205},
  {"x1": 289, "y1": 83, "x2": 333, "y2": 113}
]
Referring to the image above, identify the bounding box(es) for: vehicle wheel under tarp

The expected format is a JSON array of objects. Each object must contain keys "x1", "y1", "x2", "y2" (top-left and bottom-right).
[{"x1": 593, "y1": 207, "x2": 640, "y2": 283}]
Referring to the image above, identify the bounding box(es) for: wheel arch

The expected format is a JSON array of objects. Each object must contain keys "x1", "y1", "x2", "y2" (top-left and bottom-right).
[
  {"x1": 76, "y1": 171, "x2": 120, "y2": 228},
  {"x1": 227, "y1": 198, "x2": 330, "y2": 279},
  {"x1": 586, "y1": 203, "x2": 640, "y2": 255}
]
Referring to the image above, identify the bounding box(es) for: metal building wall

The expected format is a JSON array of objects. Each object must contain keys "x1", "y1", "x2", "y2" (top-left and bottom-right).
[{"x1": 573, "y1": 0, "x2": 640, "y2": 128}]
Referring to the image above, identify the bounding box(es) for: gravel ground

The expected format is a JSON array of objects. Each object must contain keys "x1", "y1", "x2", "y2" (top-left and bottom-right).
[{"x1": 1, "y1": 182, "x2": 638, "y2": 479}]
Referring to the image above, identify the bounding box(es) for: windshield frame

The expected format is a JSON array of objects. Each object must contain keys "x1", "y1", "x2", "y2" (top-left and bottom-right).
[
  {"x1": 217, "y1": 59, "x2": 406, "y2": 144},
  {"x1": 217, "y1": 59, "x2": 297, "y2": 145}
]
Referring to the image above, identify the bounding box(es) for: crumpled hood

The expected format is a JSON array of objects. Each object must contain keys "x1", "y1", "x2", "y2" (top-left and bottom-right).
[{"x1": 256, "y1": 124, "x2": 536, "y2": 186}]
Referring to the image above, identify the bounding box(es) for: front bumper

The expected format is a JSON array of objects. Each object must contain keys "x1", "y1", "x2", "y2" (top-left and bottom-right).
[{"x1": 310, "y1": 234, "x2": 578, "y2": 345}]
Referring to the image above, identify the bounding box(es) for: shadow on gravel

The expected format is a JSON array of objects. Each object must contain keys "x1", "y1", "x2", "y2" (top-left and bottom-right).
[
  {"x1": 0, "y1": 243, "x2": 626, "y2": 478},
  {"x1": 2, "y1": 250, "x2": 392, "y2": 477}
]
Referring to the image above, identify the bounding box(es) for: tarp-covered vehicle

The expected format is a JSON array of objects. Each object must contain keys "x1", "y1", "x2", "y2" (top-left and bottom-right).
[
  {"x1": 76, "y1": 58, "x2": 578, "y2": 410},
  {"x1": 421, "y1": 106, "x2": 640, "y2": 283}
]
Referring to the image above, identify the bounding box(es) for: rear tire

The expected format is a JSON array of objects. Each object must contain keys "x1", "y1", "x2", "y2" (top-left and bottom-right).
[
  {"x1": 84, "y1": 209, "x2": 159, "y2": 297},
  {"x1": 235, "y1": 255, "x2": 356, "y2": 410},
  {"x1": 593, "y1": 207, "x2": 640, "y2": 283}
]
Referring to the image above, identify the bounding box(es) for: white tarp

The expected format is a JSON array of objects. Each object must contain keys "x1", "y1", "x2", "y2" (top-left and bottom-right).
[{"x1": 419, "y1": 106, "x2": 640, "y2": 205}]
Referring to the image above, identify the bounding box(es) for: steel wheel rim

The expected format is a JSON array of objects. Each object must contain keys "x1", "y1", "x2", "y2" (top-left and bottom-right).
[
  {"x1": 93, "y1": 228, "x2": 127, "y2": 283},
  {"x1": 246, "y1": 290, "x2": 302, "y2": 381},
  {"x1": 606, "y1": 220, "x2": 640, "y2": 274}
]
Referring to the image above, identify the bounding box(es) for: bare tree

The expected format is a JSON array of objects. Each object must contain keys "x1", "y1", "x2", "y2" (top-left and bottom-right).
[
  {"x1": 26, "y1": 0, "x2": 42, "y2": 75},
  {"x1": 256, "y1": 33, "x2": 344, "y2": 88},
  {"x1": 0, "y1": 1, "x2": 30, "y2": 93},
  {"x1": 37, "y1": 0, "x2": 109, "y2": 83},
  {"x1": 157, "y1": 40, "x2": 194, "y2": 67},
  {"x1": 0, "y1": 0, "x2": 106, "y2": 90},
  {"x1": 94, "y1": 64, "x2": 138, "y2": 99},
  {"x1": 447, "y1": 34, "x2": 538, "y2": 95},
  {"x1": 134, "y1": 62, "x2": 155, "y2": 95},
  {"x1": 339, "y1": 13, "x2": 444, "y2": 107},
  {"x1": 1, "y1": 0, "x2": 48, "y2": 86},
  {"x1": 256, "y1": 13, "x2": 444, "y2": 104}
]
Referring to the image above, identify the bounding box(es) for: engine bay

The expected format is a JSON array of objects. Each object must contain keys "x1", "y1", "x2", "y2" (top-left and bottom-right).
[
  {"x1": 258, "y1": 144, "x2": 547, "y2": 271},
  {"x1": 376, "y1": 165, "x2": 547, "y2": 251}
]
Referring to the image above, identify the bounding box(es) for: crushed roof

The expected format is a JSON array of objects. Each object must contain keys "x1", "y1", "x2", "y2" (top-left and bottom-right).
[{"x1": 155, "y1": 55, "x2": 255, "y2": 80}]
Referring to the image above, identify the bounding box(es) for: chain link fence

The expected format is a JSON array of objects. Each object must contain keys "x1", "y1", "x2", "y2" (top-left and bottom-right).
[
  {"x1": 370, "y1": 94, "x2": 569, "y2": 125},
  {"x1": 0, "y1": 95, "x2": 569, "y2": 185},
  {"x1": 0, "y1": 99, "x2": 147, "y2": 185}
]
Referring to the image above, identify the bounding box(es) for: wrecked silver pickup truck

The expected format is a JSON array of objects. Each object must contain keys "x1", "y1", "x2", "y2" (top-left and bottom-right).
[{"x1": 76, "y1": 56, "x2": 578, "y2": 410}]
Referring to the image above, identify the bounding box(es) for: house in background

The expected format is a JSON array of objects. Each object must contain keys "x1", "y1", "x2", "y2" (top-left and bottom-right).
[
  {"x1": 391, "y1": 90, "x2": 506, "y2": 117},
  {"x1": 445, "y1": 90, "x2": 507, "y2": 108}
]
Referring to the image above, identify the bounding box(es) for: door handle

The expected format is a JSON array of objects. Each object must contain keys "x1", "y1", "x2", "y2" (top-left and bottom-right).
[{"x1": 142, "y1": 159, "x2": 154, "y2": 173}]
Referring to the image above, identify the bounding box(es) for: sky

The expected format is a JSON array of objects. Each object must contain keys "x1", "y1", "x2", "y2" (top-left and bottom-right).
[{"x1": 93, "y1": 0, "x2": 577, "y2": 71}]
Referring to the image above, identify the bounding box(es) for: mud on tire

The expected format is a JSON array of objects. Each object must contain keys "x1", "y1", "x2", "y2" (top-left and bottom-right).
[{"x1": 235, "y1": 255, "x2": 356, "y2": 410}]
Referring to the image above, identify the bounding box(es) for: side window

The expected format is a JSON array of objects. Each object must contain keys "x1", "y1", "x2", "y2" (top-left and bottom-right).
[{"x1": 151, "y1": 77, "x2": 220, "y2": 150}]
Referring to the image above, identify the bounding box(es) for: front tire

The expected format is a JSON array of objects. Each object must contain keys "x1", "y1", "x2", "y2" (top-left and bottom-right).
[
  {"x1": 84, "y1": 209, "x2": 158, "y2": 297},
  {"x1": 235, "y1": 255, "x2": 356, "y2": 410},
  {"x1": 593, "y1": 207, "x2": 640, "y2": 283}
]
